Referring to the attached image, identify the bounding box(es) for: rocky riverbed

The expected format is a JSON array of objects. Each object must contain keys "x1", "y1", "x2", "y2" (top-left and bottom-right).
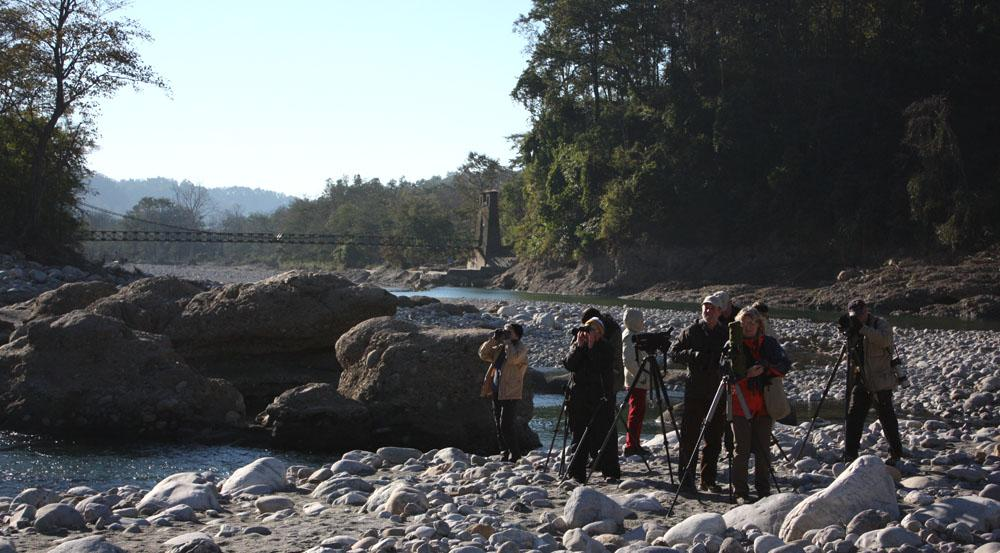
[{"x1": 1, "y1": 262, "x2": 999, "y2": 552}]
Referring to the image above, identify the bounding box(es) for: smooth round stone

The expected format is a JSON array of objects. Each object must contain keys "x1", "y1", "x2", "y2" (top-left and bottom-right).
[{"x1": 900, "y1": 476, "x2": 933, "y2": 489}]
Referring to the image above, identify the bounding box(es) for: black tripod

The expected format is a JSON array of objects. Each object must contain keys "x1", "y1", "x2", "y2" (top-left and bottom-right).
[
  {"x1": 560, "y1": 394, "x2": 613, "y2": 481},
  {"x1": 794, "y1": 340, "x2": 848, "y2": 461},
  {"x1": 589, "y1": 349, "x2": 680, "y2": 483},
  {"x1": 543, "y1": 385, "x2": 572, "y2": 476},
  {"x1": 667, "y1": 367, "x2": 781, "y2": 515}
]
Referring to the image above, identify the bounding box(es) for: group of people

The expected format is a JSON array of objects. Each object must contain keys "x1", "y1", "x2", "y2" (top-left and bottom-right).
[{"x1": 478, "y1": 293, "x2": 906, "y2": 505}]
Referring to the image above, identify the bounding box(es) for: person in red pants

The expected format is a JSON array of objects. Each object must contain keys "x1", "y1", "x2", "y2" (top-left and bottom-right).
[{"x1": 622, "y1": 308, "x2": 651, "y2": 456}]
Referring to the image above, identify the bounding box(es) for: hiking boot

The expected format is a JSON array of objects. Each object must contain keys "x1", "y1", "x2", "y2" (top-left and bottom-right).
[
  {"x1": 699, "y1": 482, "x2": 723, "y2": 494},
  {"x1": 735, "y1": 493, "x2": 752, "y2": 505},
  {"x1": 624, "y1": 446, "x2": 652, "y2": 457}
]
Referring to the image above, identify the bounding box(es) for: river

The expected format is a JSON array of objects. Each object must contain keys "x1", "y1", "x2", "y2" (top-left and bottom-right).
[{"x1": 0, "y1": 284, "x2": 963, "y2": 497}]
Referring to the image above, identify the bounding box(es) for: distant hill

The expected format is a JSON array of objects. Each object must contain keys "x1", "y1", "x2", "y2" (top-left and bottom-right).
[{"x1": 83, "y1": 174, "x2": 296, "y2": 217}]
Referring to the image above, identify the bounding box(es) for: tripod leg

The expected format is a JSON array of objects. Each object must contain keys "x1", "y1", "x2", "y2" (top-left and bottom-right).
[
  {"x1": 586, "y1": 398, "x2": 621, "y2": 483},
  {"x1": 771, "y1": 433, "x2": 792, "y2": 464},
  {"x1": 649, "y1": 362, "x2": 675, "y2": 484},
  {"x1": 667, "y1": 378, "x2": 728, "y2": 516},
  {"x1": 795, "y1": 341, "x2": 847, "y2": 461},
  {"x1": 544, "y1": 399, "x2": 568, "y2": 471},
  {"x1": 558, "y1": 413, "x2": 570, "y2": 478},
  {"x1": 589, "y1": 360, "x2": 654, "y2": 481},
  {"x1": 769, "y1": 462, "x2": 782, "y2": 494}
]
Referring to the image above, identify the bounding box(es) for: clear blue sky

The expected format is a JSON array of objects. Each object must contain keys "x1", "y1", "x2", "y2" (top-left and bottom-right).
[{"x1": 87, "y1": 0, "x2": 534, "y2": 198}]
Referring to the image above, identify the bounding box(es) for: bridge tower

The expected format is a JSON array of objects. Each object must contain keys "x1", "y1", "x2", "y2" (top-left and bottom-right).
[{"x1": 469, "y1": 190, "x2": 503, "y2": 269}]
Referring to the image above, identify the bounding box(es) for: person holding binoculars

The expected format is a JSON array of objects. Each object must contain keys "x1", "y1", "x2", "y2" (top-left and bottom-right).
[{"x1": 479, "y1": 323, "x2": 528, "y2": 462}]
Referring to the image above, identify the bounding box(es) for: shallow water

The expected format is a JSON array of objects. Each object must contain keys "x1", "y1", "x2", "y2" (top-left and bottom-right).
[{"x1": 0, "y1": 432, "x2": 325, "y2": 498}]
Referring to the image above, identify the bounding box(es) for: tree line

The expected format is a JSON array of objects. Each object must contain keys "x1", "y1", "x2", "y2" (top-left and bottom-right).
[
  {"x1": 7, "y1": 0, "x2": 999, "y2": 271},
  {"x1": 505, "y1": 0, "x2": 1000, "y2": 263},
  {"x1": 83, "y1": 153, "x2": 514, "y2": 268}
]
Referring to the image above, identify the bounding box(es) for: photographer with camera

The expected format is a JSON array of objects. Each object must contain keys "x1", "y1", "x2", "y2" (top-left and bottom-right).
[
  {"x1": 621, "y1": 308, "x2": 651, "y2": 457},
  {"x1": 479, "y1": 323, "x2": 528, "y2": 463},
  {"x1": 839, "y1": 298, "x2": 904, "y2": 465},
  {"x1": 563, "y1": 317, "x2": 621, "y2": 483},
  {"x1": 669, "y1": 293, "x2": 728, "y2": 493},
  {"x1": 729, "y1": 307, "x2": 791, "y2": 503},
  {"x1": 582, "y1": 307, "x2": 625, "y2": 397}
]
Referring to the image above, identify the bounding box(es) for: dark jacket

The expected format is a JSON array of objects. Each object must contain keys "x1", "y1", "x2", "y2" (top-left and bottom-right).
[
  {"x1": 564, "y1": 338, "x2": 615, "y2": 400},
  {"x1": 669, "y1": 319, "x2": 727, "y2": 396}
]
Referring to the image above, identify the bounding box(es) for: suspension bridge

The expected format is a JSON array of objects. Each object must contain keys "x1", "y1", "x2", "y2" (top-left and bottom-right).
[{"x1": 81, "y1": 190, "x2": 507, "y2": 265}]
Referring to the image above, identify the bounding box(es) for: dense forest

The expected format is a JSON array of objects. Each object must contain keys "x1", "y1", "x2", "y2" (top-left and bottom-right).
[
  {"x1": 504, "y1": 0, "x2": 1000, "y2": 263},
  {"x1": 4, "y1": 0, "x2": 1000, "y2": 272}
]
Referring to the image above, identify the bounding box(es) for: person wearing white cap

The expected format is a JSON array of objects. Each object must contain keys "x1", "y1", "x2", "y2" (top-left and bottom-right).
[
  {"x1": 668, "y1": 293, "x2": 728, "y2": 493},
  {"x1": 621, "y1": 308, "x2": 650, "y2": 457},
  {"x1": 715, "y1": 290, "x2": 740, "y2": 326},
  {"x1": 562, "y1": 316, "x2": 621, "y2": 483}
]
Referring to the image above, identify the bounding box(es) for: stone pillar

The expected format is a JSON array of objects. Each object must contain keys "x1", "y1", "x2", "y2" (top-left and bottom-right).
[{"x1": 479, "y1": 190, "x2": 501, "y2": 260}]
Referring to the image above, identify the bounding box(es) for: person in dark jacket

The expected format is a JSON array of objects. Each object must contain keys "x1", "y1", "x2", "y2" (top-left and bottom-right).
[
  {"x1": 563, "y1": 316, "x2": 621, "y2": 483},
  {"x1": 669, "y1": 293, "x2": 728, "y2": 493},
  {"x1": 728, "y1": 307, "x2": 791, "y2": 503},
  {"x1": 582, "y1": 307, "x2": 625, "y2": 395}
]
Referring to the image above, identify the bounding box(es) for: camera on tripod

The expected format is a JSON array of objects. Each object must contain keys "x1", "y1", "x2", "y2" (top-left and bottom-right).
[{"x1": 631, "y1": 328, "x2": 674, "y2": 355}]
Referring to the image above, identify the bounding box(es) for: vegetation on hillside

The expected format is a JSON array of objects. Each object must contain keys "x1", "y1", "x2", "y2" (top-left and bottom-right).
[
  {"x1": 6, "y1": 0, "x2": 1000, "y2": 272},
  {"x1": 505, "y1": 0, "x2": 1000, "y2": 262},
  {"x1": 83, "y1": 153, "x2": 515, "y2": 268}
]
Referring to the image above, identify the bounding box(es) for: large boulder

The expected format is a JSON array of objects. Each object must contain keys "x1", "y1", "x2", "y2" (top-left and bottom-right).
[
  {"x1": 166, "y1": 271, "x2": 396, "y2": 357},
  {"x1": 136, "y1": 472, "x2": 223, "y2": 514},
  {"x1": 28, "y1": 281, "x2": 118, "y2": 320},
  {"x1": 0, "y1": 311, "x2": 245, "y2": 438},
  {"x1": 256, "y1": 383, "x2": 372, "y2": 450},
  {"x1": 779, "y1": 456, "x2": 899, "y2": 541},
  {"x1": 33, "y1": 503, "x2": 87, "y2": 534},
  {"x1": 163, "y1": 271, "x2": 396, "y2": 412},
  {"x1": 661, "y1": 513, "x2": 726, "y2": 546},
  {"x1": 87, "y1": 276, "x2": 206, "y2": 333},
  {"x1": 723, "y1": 493, "x2": 807, "y2": 535},
  {"x1": 563, "y1": 486, "x2": 627, "y2": 529},
  {"x1": 336, "y1": 317, "x2": 538, "y2": 453}
]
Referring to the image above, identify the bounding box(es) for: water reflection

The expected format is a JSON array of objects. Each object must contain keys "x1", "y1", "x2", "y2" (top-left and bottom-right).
[{"x1": 0, "y1": 432, "x2": 325, "y2": 497}]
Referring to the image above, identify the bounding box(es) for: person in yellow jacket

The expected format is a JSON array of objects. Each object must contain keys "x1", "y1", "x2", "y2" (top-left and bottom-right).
[{"x1": 479, "y1": 323, "x2": 528, "y2": 462}]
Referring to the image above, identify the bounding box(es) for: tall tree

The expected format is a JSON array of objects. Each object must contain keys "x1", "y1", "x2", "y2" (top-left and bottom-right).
[{"x1": 5, "y1": 0, "x2": 166, "y2": 251}]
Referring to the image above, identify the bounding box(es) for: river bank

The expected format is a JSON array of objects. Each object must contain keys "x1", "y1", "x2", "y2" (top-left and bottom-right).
[
  {"x1": 490, "y1": 247, "x2": 1000, "y2": 322},
  {"x1": 2, "y1": 263, "x2": 999, "y2": 552}
]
